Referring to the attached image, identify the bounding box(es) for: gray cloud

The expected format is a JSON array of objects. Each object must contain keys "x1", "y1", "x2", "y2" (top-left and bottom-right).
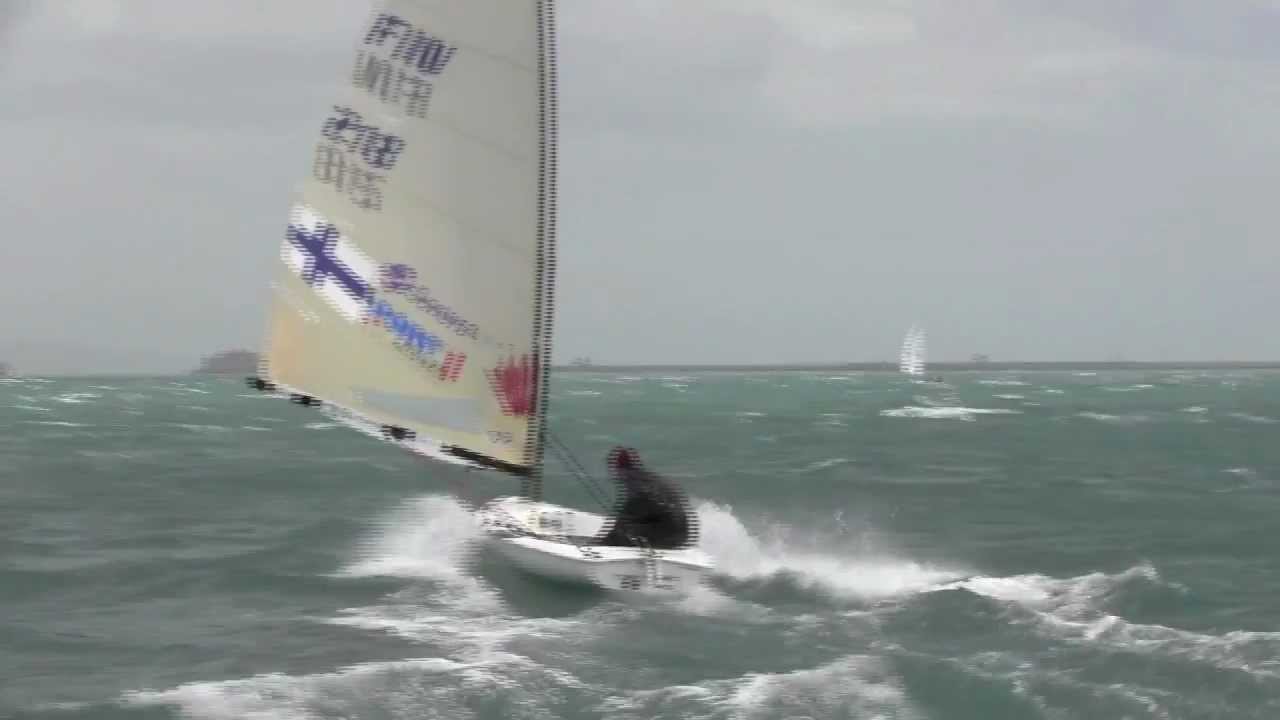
[{"x1": 2, "y1": 0, "x2": 1278, "y2": 372}]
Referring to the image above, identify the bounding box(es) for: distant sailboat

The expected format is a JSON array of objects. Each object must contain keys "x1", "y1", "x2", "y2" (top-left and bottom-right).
[
  {"x1": 245, "y1": 0, "x2": 711, "y2": 594},
  {"x1": 899, "y1": 325, "x2": 942, "y2": 383}
]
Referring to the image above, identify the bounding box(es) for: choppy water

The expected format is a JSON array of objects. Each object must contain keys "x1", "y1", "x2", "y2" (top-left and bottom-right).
[{"x1": 3, "y1": 370, "x2": 1279, "y2": 719}]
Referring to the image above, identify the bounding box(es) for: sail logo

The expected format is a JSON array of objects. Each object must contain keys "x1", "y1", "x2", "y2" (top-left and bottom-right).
[
  {"x1": 369, "y1": 299, "x2": 444, "y2": 356},
  {"x1": 379, "y1": 263, "x2": 479, "y2": 339},
  {"x1": 284, "y1": 207, "x2": 463, "y2": 377},
  {"x1": 283, "y1": 209, "x2": 375, "y2": 323},
  {"x1": 486, "y1": 354, "x2": 538, "y2": 417},
  {"x1": 439, "y1": 351, "x2": 466, "y2": 382}
]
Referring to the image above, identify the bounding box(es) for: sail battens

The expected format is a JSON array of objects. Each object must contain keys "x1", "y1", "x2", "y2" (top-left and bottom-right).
[{"x1": 259, "y1": 0, "x2": 558, "y2": 474}]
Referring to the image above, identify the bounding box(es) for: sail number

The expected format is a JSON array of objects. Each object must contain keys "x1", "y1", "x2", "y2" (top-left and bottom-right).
[
  {"x1": 312, "y1": 106, "x2": 406, "y2": 212},
  {"x1": 313, "y1": 145, "x2": 384, "y2": 211},
  {"x1": 352, "y1": 14, "x2": 459, "y2": 120},
  {"x1": 320, "y1": 106, "x2": 405, "y2": 170}
]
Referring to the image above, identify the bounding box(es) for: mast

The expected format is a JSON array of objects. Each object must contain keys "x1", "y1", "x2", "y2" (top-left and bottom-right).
[{"x1": 524, "y1": 0, "x2": 560, "y2": 502}]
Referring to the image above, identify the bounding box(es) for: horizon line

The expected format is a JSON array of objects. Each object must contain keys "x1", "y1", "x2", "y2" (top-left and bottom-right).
[{"x1": 7, "y1": 359, "x2": 1280, "y2": 378}]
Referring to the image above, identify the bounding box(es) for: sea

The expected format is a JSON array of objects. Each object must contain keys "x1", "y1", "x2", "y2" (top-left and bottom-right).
[{"x1": 3, "y1": 370, "x2": 1279, "y2": 719}]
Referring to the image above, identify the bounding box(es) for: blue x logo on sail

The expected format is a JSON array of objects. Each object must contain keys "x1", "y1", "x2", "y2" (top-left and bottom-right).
[
  {"x1": 287, "y1": 223, "x2": 373, "y2": 303},
  {"x1": 282, "y1": 205, "x2": 448, "y2": 365}
]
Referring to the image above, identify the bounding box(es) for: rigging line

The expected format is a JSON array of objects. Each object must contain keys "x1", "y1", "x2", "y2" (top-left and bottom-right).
[
  {"x1": 546, "y1": 435, "x2": 613, "y2": 513},
  {"x1": 546, "y1": 431, "x2": 611, "y2": 501}
]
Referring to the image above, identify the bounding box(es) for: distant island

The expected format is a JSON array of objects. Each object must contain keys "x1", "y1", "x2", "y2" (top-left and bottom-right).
[{"x1": 193, "y1": 350, "x2": 259, "y2": 375}]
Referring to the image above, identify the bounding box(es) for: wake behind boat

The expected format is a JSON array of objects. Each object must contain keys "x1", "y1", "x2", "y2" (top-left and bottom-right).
[{"x1": 244, "y1": 0, "x2": 712, "y2": 594}]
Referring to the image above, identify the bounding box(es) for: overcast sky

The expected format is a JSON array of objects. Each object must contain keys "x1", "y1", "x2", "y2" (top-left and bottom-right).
[{"x1": 2, "y1": 0, "x2": 1279, "y2": 373}]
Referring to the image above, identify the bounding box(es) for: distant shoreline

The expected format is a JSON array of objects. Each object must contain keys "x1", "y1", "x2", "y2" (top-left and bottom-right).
[
  {"x1": 8, "y1": 361, "x2": 1280, "y2": 378},
  {"x1": 550, "y1": 361, "x2": 1280, "y2": 373}
]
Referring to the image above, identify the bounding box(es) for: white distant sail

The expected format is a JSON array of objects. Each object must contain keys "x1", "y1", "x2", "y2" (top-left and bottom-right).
[
  {"x1": 257, "y1": 0, "x2": 558, "y2": 479},
  {"x1": 899, "y1": 325, "x2": 927, "y2": 377}
]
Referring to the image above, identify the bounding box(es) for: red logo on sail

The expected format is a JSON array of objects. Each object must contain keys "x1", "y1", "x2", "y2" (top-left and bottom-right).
[
  {"x1": 438, "y1": 351, "x2": 466, "y2": 382},
  {"x1": 486, "y1": 354, "x2": 538, "y2": 417}
]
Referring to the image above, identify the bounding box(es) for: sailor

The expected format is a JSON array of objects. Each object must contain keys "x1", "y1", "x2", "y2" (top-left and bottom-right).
[{"x1": 595, "y1": 446, "x2": 694, "y2": 550}]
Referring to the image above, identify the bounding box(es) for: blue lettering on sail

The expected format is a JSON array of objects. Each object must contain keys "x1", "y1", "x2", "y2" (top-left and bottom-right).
[
  {"x1": 312, "y1": 106, "x2": 406, "y2": 212},
  {"x1": 364, "y1": 14, "x2": 458, "y2": 77},
  {"x1": 380, "y1": 263, "x2": 479, "y2": 340},
  {"x1": 352, "y1": 51, "x2": 435, "y2": 119},
  {"x1": 371, "y1": 299, "x2": 443, "y2": 355},
  {"x1": 321, "y1": 106, "x2": 406, "y2": 171},
  {"x1": 354, "y1": 14, "x2": 457, "y2": 118}
]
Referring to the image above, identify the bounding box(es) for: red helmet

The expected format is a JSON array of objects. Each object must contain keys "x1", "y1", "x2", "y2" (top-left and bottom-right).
[{"x1": 608, "y1": 446, "x2": 639, "y2": 469}]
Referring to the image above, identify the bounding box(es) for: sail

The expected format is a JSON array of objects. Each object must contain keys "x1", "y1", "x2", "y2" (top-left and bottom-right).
[
  {"x1": 258, "y1": 0, "x2": 558, "y2": 477},
  {"x1": 899, "y1": 326, "x2": 926, "y2": 376}
]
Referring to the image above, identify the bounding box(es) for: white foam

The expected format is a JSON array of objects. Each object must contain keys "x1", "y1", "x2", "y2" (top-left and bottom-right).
[
  {"x1": 881, "y1": 406, "x2": 1021, "y2": 422},
  {"x1": 339, "y1": 495, "x2": 483, "y2": 582},
  {"x1": 123, "y1": 657, "x2": 491, "y2": 720},
  {"x1": 666, "y1": 583, "x2": 771, "y2": 621},
  {"x1": 1227, "y1": 412, "x2": 1276, "y2": 424},
  {"x1": 937, "y1": 565, "x2": 1280, "y2": 679},
  {"x1": 169, "y1": 423, "x2": 232, "y2": 433},
  {"x1": 695, "y1": 502, "x2": 966, "y2": 601},
  {"x1": 328, "y1": 603, "x2": 602, "y2": 663},
  {"x1": 53, "y1": 392, "x2": 100, "y2": 404},
  {"x1": 792, "y1": 457, "x2": 850, "y2": 473},
  {"x1": 1077, "y1": 412, "x2": 1149, "y2": 425},
  {"x1": 600, "y1": 654, "x2": 921, "y2": 719}
]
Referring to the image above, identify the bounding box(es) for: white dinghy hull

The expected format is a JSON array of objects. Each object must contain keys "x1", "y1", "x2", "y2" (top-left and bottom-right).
[{"x1": 477, "y1": 496, "x2": 713, "y2": 594}]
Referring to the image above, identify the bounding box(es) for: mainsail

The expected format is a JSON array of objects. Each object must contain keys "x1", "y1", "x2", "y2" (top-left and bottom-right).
[
  {"x1": 899, "y1": 325, "x2": 926, "y2": 377},
  {"x1": 253, "y1": 0, "x2": 559, "y2": 493}
]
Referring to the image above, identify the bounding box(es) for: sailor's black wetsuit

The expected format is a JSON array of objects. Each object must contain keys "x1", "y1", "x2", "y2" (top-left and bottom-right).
[{"x1": 596, "y1": 466, "x2": 693, "y2": 550}]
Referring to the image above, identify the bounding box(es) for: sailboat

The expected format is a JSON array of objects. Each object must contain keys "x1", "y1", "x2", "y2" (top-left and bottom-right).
[
  {"x1": 899, "y1": 325, "x2": 942, "y2": 383},
  {"x1": 246, "y1": 1, "x2": 712, "y2": 593}
]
